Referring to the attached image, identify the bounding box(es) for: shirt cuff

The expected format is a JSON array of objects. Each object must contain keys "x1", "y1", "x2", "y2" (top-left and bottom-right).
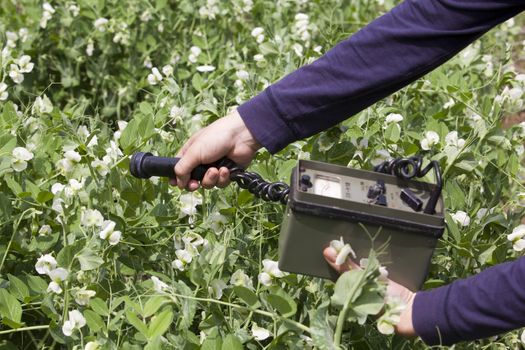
[
  {"x1": 237, "y1": 88, "x2": 297, "y2": 154},
  {"x1": 412, "y1": 288, "x2": 452, "y2": 346}
]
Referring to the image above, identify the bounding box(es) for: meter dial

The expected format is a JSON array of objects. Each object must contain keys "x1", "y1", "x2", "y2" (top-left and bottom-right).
[{"x1": 313, "y1": 175, "x2": 342, "y2": 199}]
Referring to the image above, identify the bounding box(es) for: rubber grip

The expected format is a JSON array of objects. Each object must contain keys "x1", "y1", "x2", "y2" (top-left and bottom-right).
[{"x1": 129, "y1": 152, "x2": 236, "y2": 180}]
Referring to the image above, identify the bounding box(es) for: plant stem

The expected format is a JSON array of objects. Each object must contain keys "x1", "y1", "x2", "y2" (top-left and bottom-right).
[
  {"x1": 333, "y1": 270, "x2": 368, "y2": 347},
  {"x1": 166, "y1": 292, "x2": 312, "y2": 334},
  {"x1": 0, "y1": 325, "x2": 49, "y2": 335}
]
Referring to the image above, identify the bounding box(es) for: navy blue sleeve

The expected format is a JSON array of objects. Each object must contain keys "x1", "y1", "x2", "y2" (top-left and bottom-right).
[
  {"x1": 237, "y1": 0, "x2": 525, "y2": 153},
  {"x1": 412, "y1": 257, "x2": 525, "y2": 345}
]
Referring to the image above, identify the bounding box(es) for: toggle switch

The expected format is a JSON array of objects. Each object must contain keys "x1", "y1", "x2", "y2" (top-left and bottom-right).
[{"x1": 400, "y1": 188, "x2": 423, "y2": 212}]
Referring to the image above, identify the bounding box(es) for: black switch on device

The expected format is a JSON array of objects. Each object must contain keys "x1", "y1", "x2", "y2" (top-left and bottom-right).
[{"x1": 400, "y1": 188, "x2": 423, "y2": 212}]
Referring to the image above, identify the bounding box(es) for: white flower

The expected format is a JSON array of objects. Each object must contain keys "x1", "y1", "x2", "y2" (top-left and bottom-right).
[
  {"x1": 56, "y1": 159, "x2": 74, "y2": 174},
  {"x1": 253, "y1": 54, "x2": 264, "y2": 62},
  {"x1": 62, "y1": 310, "x2": 86, "y2": 337},
  {"x1": 251, "y1": 27, "x2": 265, "y2": 43},
  {"x1": 258, "y1": 259, "x2": 285, "y2": 286},
  {"x1": 258, "y1": 272, "x2": 272, "y2": 286},
  {"x1": 385, "y1": 113, "x2": 404, "y2": 124},
  {"x1": 147, "y1": 67, "x2": 163, "y2": 85},
  {"x1": 151, "y1": 276, "x2": 170, "y2": 293},
  {"x1": 39, "y1": 224, "x2": 52, "y2": 236},
  {"x1": 521, "y1": 329, "x2": 525, "y2": 345},
  {"x1": 230, "y1": 269, "x2": 254, "y2": 289},
  {"x1": 292, "y1": 43, "x2": 303, "y2": 57},
  {"x1": 209, "y1": 211, "x2": 228, "y2": 234},
  {"x1": 12, "y1": 146, "x2": 34, "y2": 172},
  {"x1": 99, "y1": 220, "x2": 116, "y2": 240},
  {"x1": 16, "y1": 55, "x2": 34, "y2": 73},
  {"x1": 6, "y1": 31, "x2": 17, "y2": 47},
  {"x1": 74, "y1": 288, "x2": 96, "y2": 306},
  {"x1": 35, "y1": 254, "x2": 57, "y2": 275},
  {"x1": 180, "y1": 193, "x2": 203, "y2": 216},
  {"x1": 64, "y1": 150, "x2": 81, "y2": 162},
  {"x1": 189, "y1": 46, "x2": 201, "y2": 63},
  {"x1": 68, "y1": 4, "x2": 80, "y2": 17},
  {"x1": 444, "y1": 131, "x2": 465, "y2": 148},
  {"x1": 86, "y1": 41, "x2": 94, "y2": 56},
  {"x1": 294, "y1": 13, "x2": 310, "y2": 42},
  {"x1": 40, "y1": 3, "x2": 55, "y2": 28},
  {"x1": 377, "y1": 297, "x2": 406, "y2": 335},
  {"x1": 170, "y1": 105, "x2": 184, "y2": 121},
  {"x1": 450, "y1": 210, "x2": 470, "y2": 227},
  {"x1": 47, "y1": 267, "x2": 69, "y2": 283},
  {"x1": 330, "y1": 237, "x2": 356, "y2": 265},
  {"x1": 32, "y1": 95, "x2": 53, "y2": 115},
  {"x1": 47, "y1": 281, "x2": 62, "y2": 294},
  {"x1": 209, "y1": 279, "x2": 227, "y2": 299},
  {"x1": 81, "y1": 208, "x2": 104, "y2": 227},
  {"x1": 443, "y1": 98, "x2": 455, "y2": 109},
  {"x1": 94, "y1": 18, "x2": 109, "y2": 32},
  {"x1": 371, "y1": 149, "x2": 391, "y2": 166},
  {"x1": 51, "y1": 183, "x2": 64, "y2": 195},
  {"x1": 84, "y1": 341, "x2": 100, "y2": 350},
  {"x1": 9, "y1": 64, "x2": 24, "y2": 84},
  {"x1": 64, "y1": 178, "x2": 84, "y2": 198},
  {"x1": 508, "y1": 225, "x2": 525, "y2": 252},
  {"x1": 196, "y1": 65, "x2": 215, "y2": 73},
  {"x1": 108, "y1": 231, "x2": 121, "y2": 245},
  {"x1": 162, "y1": 64, "x2": 173, "y2": 76},
  {"x1": 236, "y1": 70, "x2": 249, "y2": 81},
  {"x1": 172, "y1": 249, "x2": 193, "y2": 271},
  {"x1": 0, "y1": 82, "x2": 8, "y2": 101},
  {"x1": 91, "y1": 159, "x2": 109, "y2": 176},
  {"x1": 420, "y1": 131, "x2": 440, "y2": 151},
  {"x1": 252, "y1": 323, "x2": 271, "y2": 341}
]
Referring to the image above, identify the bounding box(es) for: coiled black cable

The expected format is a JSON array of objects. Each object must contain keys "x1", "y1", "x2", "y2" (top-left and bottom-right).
[
  {"x1": 229, "y1": 167, "x2": 290, "y2": 205},
  {"x1": 373, "y1": 156, "x2": 442, "y2": 214}
]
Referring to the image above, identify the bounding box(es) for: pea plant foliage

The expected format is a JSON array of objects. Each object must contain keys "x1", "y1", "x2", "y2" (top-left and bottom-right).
[{"x1": 1, "y1": 1, "x2": 525, "y2": 349}]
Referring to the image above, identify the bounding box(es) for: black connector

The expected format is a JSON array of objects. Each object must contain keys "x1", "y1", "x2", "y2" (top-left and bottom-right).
[{"x1": 400, "y1": 188, "x2": 423, "y2": 212}]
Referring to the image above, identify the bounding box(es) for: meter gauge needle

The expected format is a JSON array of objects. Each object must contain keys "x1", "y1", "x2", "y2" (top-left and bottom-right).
[{"x1": 313, "y1": 176, "x2": 342, "y2": 199}]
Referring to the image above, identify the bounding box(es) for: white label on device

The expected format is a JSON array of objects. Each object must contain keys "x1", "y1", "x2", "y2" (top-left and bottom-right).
[{"x1": 313, "y1": 175, "x2": 342, "y2": 199}]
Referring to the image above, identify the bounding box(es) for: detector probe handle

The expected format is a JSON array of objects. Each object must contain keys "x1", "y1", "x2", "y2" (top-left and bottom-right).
[{"x1": 129, "y1": 152, "x2": 236, "y2": 180}]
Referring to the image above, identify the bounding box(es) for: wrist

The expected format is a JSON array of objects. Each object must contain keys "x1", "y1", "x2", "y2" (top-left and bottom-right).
[
  {"x1": 395, "y1": 292, "x2": 417, "y2": 337},
  {"x1": 230, "y1": 109, "x2": 262, "y2": 151}
]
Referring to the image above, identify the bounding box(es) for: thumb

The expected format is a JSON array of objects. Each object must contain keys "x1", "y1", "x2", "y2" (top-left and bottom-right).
[{"x1": 174, "y1": 146, "x2": 203, "y2": 189}]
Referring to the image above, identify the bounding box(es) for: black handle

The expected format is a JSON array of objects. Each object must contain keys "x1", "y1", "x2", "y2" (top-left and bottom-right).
[{"x1": 129, "y1": 152, "x2": 237, "y2": 180}]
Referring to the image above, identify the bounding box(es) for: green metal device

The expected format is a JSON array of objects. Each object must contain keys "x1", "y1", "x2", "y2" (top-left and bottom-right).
[
  {"x1": 130, "y1": 153, "x2": 445, "y2": 291},
  {"x1": 278, "y1": 160, "x2": 444, "y2": 291}
]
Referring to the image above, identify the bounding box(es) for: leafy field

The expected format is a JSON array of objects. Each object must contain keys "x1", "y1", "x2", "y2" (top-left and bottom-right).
[{"x1": 1, "y1": 1, "x2": 525, "y2": 349}]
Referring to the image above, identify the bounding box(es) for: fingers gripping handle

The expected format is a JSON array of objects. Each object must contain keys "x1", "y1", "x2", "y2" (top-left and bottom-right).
[{"x1": 129, "y1": 152, "x2": 237, "y2": 180}]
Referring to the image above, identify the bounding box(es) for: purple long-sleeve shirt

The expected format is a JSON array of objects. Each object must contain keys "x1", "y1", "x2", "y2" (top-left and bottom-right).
[{"x1": 237, "y1": 0, "x2": 525, "y2": 345}]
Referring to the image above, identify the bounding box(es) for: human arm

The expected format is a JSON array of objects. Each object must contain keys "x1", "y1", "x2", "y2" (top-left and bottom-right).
[
  {"x1": 238, "y1": 0, "x2": 525, "y2": 153},
  {"x1": 175, "y1": 0, "x2": 524, "y2": 188}
]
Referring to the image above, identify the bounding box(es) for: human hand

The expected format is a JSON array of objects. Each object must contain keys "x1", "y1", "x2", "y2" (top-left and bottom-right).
[
  {"x1": 323, "y1": 247, "x2": 416, "y2": 337},
  {"x1": 170, "y1": 109, "x2": 261, "y2": 191}
]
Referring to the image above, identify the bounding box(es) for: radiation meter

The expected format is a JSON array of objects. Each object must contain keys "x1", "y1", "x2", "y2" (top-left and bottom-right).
[{"x1": 130, "y1": 152, "x2": 445, "y2": 291}]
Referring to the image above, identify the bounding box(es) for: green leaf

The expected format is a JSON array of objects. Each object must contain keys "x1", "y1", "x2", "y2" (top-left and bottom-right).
[
  {"x1": 90, "y1": 298, "x2": 109, "y2": 316},
  {"x1": 221, "y1": 334, "x2": 243, "y2": 350},
  {"x1": 0, "y1": 289, "x2": 22, "y2": 326},
  {"x1": 26, "y1": 275, "x2": 47, "y2": 294},
  {"x1": 265, "y1": 292, "x2": 297, "y2": 317},
  {"x1": 36, "y1": 191, "x2": 54, "y2": 204},
  {"x1": 77, "y1": 250, "x2": 104, "y2": 271},
  {"x1": 174, "y1": 281, "x2": 196, "y2": 330},
  {"x1": 139, "y1": 102, "x2": 154, "y2": 116},
  {"x1": 234, "y1": 286, "x2": 260, "y2": 308},
  {"x1": 147, "y1": 307, "x2": 173, "y2": 339},
  {"x1": 84, "y1": 309, "x2": 104, "y2": 333},
  {"x1": 8, "y1": 274, "x2": 29, "y2": 301},
  {"x1": 384, "y1": 123, "x2": 401, "y2": 143},
  {"x1": 309, "y1": 306, "x2": 337, "y2": 350},
  {"x1": 143, "y1": 296, "x2": 168, "y2": 318},
  {"x1": 192, "y1": 74, "x2": 204, "y2": 91},
  {"x1": 331, "y1": 269, "x2": 364, "y2": 307},
  {"x1": 126, "y1": 310, "x2": 148, "y2": 336}
]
